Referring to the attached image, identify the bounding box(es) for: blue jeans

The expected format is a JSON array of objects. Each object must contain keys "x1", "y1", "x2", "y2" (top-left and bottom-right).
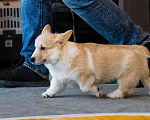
[
  {"x1": 21, "y1": 0, "x2": 149, "y2": 78},
  {"x1": 21, "y1": 0, "x2": 52, "y2": 79}
]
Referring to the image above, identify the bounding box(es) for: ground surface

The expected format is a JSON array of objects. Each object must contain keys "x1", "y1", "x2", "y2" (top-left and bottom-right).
[{"x1": 0, "y1": 84, "x2": 150, "y2": 119}]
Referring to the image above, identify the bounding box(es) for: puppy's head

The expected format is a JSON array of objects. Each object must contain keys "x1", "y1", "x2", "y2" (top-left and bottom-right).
[{"x1": 31, "y1": 24, "x2": 72, "y2": 65}]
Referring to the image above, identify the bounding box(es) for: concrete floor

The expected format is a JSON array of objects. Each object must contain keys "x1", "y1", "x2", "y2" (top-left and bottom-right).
[{"x1": 0, "y1": 84, "x2": 150, "y2": 119}]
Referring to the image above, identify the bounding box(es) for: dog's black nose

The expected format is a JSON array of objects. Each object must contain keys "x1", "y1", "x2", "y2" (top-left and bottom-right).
[{"x1": 30, "y1": 57, "x2": 35, "y2": 62}]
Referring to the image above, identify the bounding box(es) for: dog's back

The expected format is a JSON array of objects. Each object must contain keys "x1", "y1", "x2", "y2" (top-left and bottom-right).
[{"x1": 67, "y1": 43, "x2": 149, "y2": 83}]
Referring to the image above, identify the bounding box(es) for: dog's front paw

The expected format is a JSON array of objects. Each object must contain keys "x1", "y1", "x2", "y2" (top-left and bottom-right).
[{"x1": 41, "y1": 92, "x2": 56, "y2": 98}]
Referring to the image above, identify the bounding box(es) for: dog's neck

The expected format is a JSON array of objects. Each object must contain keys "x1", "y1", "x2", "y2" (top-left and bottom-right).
[{"x1": 45, "y1": 41, "x2": 78, "y2": 69}]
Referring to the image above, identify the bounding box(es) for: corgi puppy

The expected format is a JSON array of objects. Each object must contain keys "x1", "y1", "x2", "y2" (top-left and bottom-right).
[{"x1": 31, "y1": 24, "x2": 150, "y2": 98}]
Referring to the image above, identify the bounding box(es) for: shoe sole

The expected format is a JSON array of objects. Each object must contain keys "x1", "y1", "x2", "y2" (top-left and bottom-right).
[{"x1": 0, "y1": 80, "x2": 50, "y2": 87}]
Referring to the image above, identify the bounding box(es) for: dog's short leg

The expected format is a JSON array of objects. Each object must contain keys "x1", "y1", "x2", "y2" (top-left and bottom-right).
[
  {"x1": 79, "y1": 76, "x2": 102, "y2": 97},
  {"x1": 107, "y1": 86, "x2": 134, "y2": 98},
  {"x1": 107, "y1": 72, "x2": 140, "y2": 98},
  {"x1": 107, "y1": 87, "x2": 124, "y2": 99},
  {"x1": 42, "y1": 78, "x2": 66, "y2": 98},
  {"x1": 107, "y1": 77, "x2": 135, "y2": 98},
  {"x1": 80, "y1": 84, "x2": 102, "y2": 97}
]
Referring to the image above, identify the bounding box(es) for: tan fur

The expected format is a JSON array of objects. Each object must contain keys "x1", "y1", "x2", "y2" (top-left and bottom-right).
[{"x1": 31, "y1": 24, "x2": 150, "y2": 98}]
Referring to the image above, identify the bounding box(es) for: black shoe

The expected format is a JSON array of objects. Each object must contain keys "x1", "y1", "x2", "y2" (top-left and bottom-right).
[
  {"x1": 136, "y1": 81, "x2": 144, "y2": 88},
  {"x1": 0, "y1": 65, "x2": 50, "y2": 87},
  {"x1": 144, "y1": 41, "x2": 150, "y2": 52},
  {"x1": 143, "y1": 41, "x2": 150, "y2": 69},
  {"x1": 136, "y1": 41, "x2": 150, "y2": 88},
  {"x1": 10, "y1": 56, "x2": 25, "y2": 70}
]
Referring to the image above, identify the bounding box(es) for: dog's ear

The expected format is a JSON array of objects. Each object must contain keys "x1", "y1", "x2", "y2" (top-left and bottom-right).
[
  {"x1": 55, "y1": 30, "x2": 72, "y2": 46},
  {"x1": 42, "y1": 24, "x2": 51, "y2": 34},
  {"x1": 61, "y1": 30, "x2": 72, "y2": 44}
]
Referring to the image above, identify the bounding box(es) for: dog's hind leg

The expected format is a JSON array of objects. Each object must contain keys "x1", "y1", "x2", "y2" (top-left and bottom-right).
[
  {"x1": 79, "y1": 76, "x2": 102, "y2": 97},
  {"x1": 107, "y1": 86, "x2": 134, "y2": 98},
  {"x1": 107, "y1": 73, "x2": 138, "y2": 98}
]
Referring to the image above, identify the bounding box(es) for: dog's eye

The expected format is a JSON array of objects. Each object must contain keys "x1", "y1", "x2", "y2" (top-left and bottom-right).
[{"x1": 41, "y1": 47, "x2": 46, "y2": 50}]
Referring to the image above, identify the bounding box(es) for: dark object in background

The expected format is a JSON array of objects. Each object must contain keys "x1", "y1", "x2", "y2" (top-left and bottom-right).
[
  {"x1": 0, "y1": 30, "x2": 22, "y2": 67},
  {"x1": 0, "y1": 1, "x2": 22, "y2": 68}
]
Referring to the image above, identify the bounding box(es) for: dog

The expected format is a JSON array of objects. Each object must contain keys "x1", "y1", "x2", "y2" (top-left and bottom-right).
[{"x1": 31, "y1": 24, "x2": 150, "y2": 98}]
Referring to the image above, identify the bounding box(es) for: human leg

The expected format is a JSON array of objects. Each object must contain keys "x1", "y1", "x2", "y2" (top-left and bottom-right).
[
  {"x1": 62, "y1": 0, "x2": 149, "y2": 45},
  {"x1": 0, "y1": 0, "x2": 52, "y2": 87},
  {"x1": 21, "y1": 0, "x2": 52, "y2": 79}
]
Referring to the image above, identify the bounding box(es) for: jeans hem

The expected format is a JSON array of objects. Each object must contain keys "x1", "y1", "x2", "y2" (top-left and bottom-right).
[{"x1": 140, "y1": 38, "x2": 150, "y2": 46}]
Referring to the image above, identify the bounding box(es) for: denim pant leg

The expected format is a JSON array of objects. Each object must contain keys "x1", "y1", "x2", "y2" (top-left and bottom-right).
[
  {"x1": 62, "y1": 0, "x2": 149, "y2": 45},
  {"x1": 20, "y1": 0, "x2": 52, "y2": 79}
]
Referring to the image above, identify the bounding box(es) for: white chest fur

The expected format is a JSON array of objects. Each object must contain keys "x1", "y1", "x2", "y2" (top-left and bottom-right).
[
  {"x1": 45, "y1": 63, "x2": 79, "y2": 83},
  {"x1": 44, "y1": 42, "x2": 79, "y2": 84}
]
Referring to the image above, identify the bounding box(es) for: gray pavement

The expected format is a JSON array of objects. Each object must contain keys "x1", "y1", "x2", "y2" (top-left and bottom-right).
[{"x1": 0, "y1": 84, "x2": 150, "y2": 119}]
